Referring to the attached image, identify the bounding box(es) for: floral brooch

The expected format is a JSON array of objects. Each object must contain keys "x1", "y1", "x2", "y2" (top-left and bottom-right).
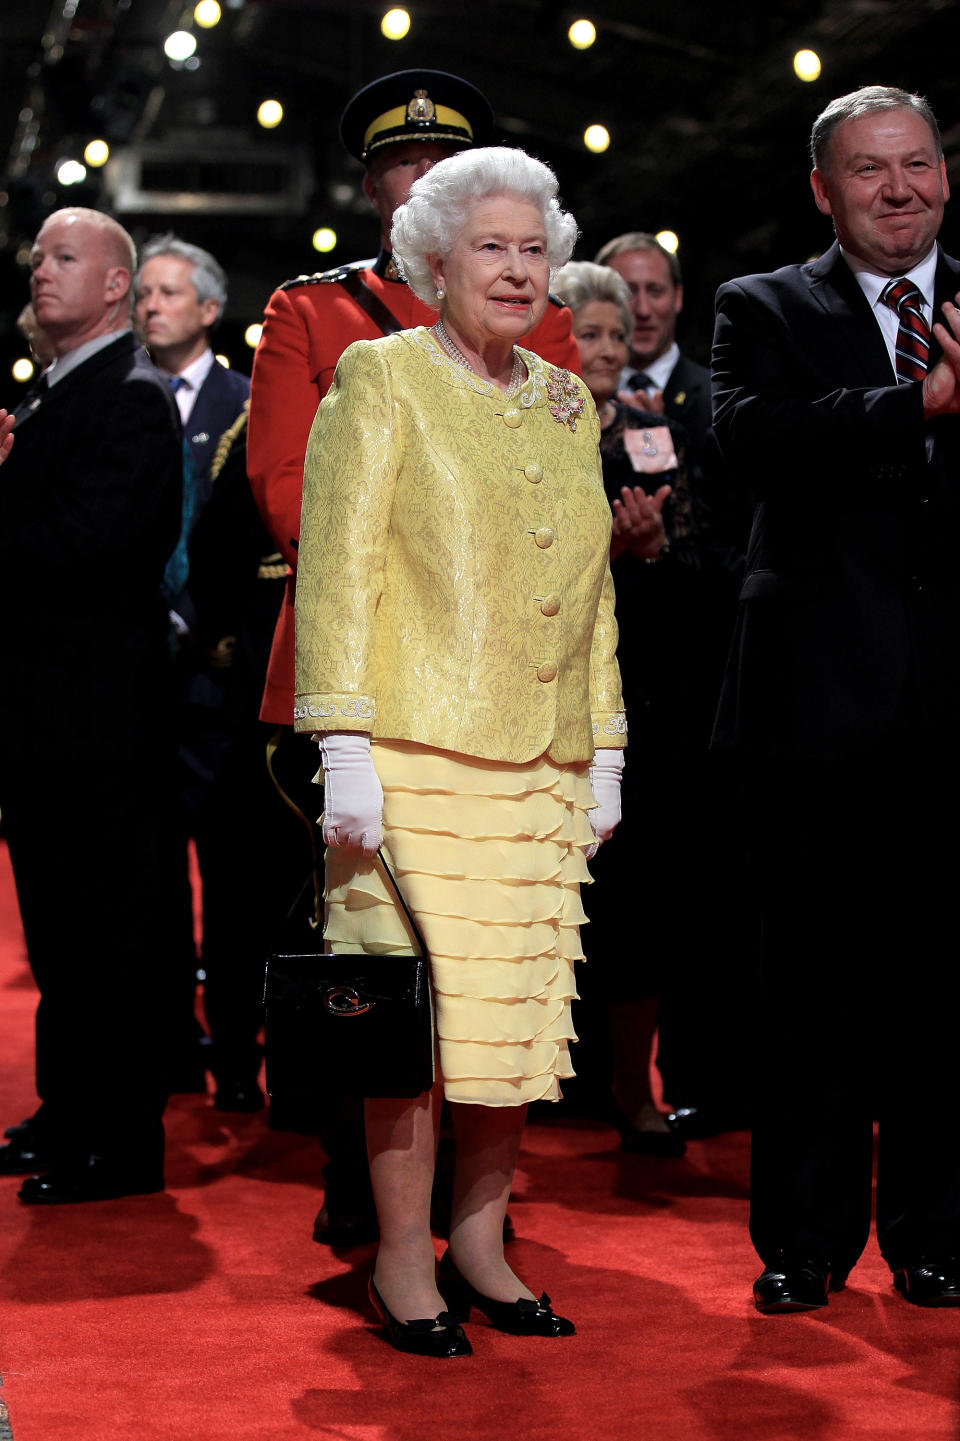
[{"x1": 546, "y1": 368, "x2": 585, "y2": 432}]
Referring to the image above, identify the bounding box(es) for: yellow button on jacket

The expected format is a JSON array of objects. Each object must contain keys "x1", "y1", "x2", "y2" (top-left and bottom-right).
[{"x1": 294, "y1": 327, "x2": 626, "y2": 765}]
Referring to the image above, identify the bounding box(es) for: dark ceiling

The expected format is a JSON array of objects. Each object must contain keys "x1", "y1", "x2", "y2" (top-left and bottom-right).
[{"x1": 2, "y1": 0, "x2": 959, "y2": 383}]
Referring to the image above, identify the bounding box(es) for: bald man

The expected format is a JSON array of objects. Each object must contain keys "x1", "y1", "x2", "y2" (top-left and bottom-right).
[{"x1": 0, "y1": 207, "x2": 184, "y2": 1204}]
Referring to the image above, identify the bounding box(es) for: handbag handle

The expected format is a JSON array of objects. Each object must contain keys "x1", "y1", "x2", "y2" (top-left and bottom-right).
[{"x1": 371, "y1": 847, "x2": 429, "y2": 959}]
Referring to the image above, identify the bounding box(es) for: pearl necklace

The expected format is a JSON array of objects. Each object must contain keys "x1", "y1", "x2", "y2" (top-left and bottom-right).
[{"x1": 433, "y1": 320, "x2": 525, "y2": 398}]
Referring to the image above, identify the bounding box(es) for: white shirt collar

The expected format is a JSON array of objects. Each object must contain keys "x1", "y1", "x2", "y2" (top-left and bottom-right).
[
  {"x1": 175, "y1": 347, "x2": 216, "y2": 392},
  {"x1": 842, "y1": 244, "x2": 938, "y2": 317},
  {"x1": 164, "y1": 348, "x2": 215, "y2": 422},
  {"x1": 620, "y1": 341, "x2": 680, "y2": 394}
]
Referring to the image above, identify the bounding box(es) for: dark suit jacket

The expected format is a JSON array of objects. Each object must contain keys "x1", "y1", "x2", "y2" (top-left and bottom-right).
[
  {"x1": 711, "y1": 240, "x2": 960, "y2": 760},
  {"x1": 0, "y1": 330, "x2": 182, "y2": 750},
  {"x1": 663, "y1": 351, "x2": 712, "y2": 441},
  {"x1": 184, "y1": 359, "x2": 250, "y2": 514}
]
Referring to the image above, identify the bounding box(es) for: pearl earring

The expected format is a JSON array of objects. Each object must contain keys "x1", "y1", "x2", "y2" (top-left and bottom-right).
[{"x1": 436, "y1": 287, "x2": 445, "y2": 299}]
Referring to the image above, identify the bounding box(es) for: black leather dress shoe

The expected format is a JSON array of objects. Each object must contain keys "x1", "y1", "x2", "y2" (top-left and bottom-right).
[
  {"x1": 668, "y1": 1105, "x2": 751, "y2": 1139},
  {"x1": 312, "y1": 1203, "x2": 379, "y2": 1247},
  {"x1": 892, "y1": 1258, "x2": 960, "y2": 1307},
  {"x1": 753, "y1": 1259, "x2": 835, "y2": 1313},
  {"x1": 614, "y1": 1112, "x2": 686, "y2": 1159},
  {"x1": 213, "y1": 1080, "x2": 265, "y2": 1113},
  {"x1": 5, "y1": 1112, "x2": 41, "y2": 1139},
  {"x1": 438, "y1": 1251, "x2": 575, "y2": 1336},
  {"x1": 18, "y1": 1157, "x2": 163, "y2": 1205},
  {"x1": 0, "y1": 1131, "x2": 52, "y2": 1176}
]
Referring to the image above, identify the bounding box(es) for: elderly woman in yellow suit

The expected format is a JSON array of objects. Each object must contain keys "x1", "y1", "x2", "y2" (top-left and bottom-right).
[{"x1": 294, "y1": 147, "x2": 626, "y2": 1357}]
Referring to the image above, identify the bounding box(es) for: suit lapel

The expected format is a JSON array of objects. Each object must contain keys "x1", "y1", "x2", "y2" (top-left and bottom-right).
[
  {"x1": 185, "y1": 363, "x2": 245, "y2": 479},
  {"x1": 188, "y1": 361, "x2": 224, "y2": 442},
  {"x1": 930, "y1": 248, "x2": 960, "y2": 369},
  {"x1": 806, "y1": 242, "x2": 895, "y2": 385},
  {"x1": 665, "y1": 354, "x2": 704, "y2": 415},
  {"x1": 12, "y1": 333, "x2": 137, "y2": 433}
]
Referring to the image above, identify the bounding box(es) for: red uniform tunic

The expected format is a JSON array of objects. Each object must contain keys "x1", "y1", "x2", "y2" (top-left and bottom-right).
[{"x1": 247, "y1": 253, "x2": 580, "y2": 723}]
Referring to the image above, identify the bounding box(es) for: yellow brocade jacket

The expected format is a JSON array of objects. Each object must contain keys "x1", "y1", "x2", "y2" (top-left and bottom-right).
[{"x1": 293, "y1": 327, "x2": 626, "y2": 764}]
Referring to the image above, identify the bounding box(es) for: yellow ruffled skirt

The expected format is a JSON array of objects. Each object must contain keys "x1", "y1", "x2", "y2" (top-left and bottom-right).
[{"x1": 323, "y1": 740, "x2": 596, "y2": 1107}]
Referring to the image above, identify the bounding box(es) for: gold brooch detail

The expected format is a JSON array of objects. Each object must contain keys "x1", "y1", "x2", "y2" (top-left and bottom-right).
[{"x1": 546, "y1": 369, "x2": 585, "y2": 432}]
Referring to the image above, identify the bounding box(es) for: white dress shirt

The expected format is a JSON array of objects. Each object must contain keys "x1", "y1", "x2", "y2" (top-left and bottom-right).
[
  {"x1": 843, "y1": 245, "x2": 938, "y2": 383},
  {"x1": 620, "y1": 341, "x2": 680, "y2": 394},
  {"x1": 165, "y1": 348, "x2": 216, "y2": 424}
]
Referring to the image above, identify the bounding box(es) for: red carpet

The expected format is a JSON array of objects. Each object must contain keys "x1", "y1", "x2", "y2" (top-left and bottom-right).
[{"x1": 1, "y1": 838, "x2": 958, "y2": 1440}]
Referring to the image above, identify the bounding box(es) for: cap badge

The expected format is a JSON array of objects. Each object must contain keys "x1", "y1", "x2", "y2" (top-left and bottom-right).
[{"x1": 407, "y1": 89, "x2": 436, "y2": 124}]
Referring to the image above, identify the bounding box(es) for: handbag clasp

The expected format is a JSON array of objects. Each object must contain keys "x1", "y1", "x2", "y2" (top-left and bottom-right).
[{"x1": 324, "y1": 985, "x2": 375, "y2": 1016}]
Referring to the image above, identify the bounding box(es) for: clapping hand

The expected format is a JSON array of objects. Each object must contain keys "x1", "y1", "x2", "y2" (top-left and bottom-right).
[
  {"x1": 0, "y1": 410, "x2": 13, "y2": 466},
  {"x1": 610, "y1": 482, "x2": 670, "y2": 561},
  {"x1": 616, "y1": 386, "x2": 665, "y2": 416},
  {"x1": 925, "y1": 296, "x2": 960, "y2": 417}
]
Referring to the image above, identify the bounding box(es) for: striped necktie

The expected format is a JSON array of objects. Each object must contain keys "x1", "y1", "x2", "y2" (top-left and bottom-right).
[{"x1": 880, "y1": 277, "x2": 931, "y2": 384}]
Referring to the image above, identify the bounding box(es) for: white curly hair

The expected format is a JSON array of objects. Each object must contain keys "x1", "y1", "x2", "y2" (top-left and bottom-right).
[{"x1": 391, "y1": 146, "x2": 578, "y2": 307}]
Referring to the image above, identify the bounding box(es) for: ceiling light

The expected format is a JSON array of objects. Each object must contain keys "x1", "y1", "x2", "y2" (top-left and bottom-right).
[
  {"x1": 793, "y1": 49, "x2": 821, "y2": 82},
  {"x1": 568, "y1": 20, "x2": 596, "y2": 50},
  {"x1": 312, "y1": 227, "x2": 337, "y2": 253},
  {"x1": 381, "y1": 8, "x2": 411, "y2": 39},
  {"x1": 655, "y1": 230, "x2": 679, "y2": 254},
  {"x1": 215, "y1": 353, "x2": 231, "y2": 368},
  {"x1": 584, "y1": 124, "x2": 610, "y2": 153},
  {"x1": 12, "y1": 358, "x2": 35, "y2": 383},
  {"x1": 257, "y1": 99, "x2": 283, "y2": 129},
  {"x1": 164, "y1": 31, "x2": 197, "y2": 61},
  {"x1": 84, "y1": 139, "x2": 109, "y2": 167},
  {"x1": 245, "y1": 323, "x2": 263, "y2": 348},
  {"x1": 194, "y1": 1, "x2": 222, "y2": 27},
  {"x1": 56, "y1": 159, "x2": 86, "y2": 185}
]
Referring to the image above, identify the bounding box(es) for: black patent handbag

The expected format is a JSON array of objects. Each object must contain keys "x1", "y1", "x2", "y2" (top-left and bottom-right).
[{"x1": 263, "y1": 849, "x2": 435, "y2": 1101}]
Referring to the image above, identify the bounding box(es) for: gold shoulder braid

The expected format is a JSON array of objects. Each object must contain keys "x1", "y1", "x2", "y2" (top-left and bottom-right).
[{"x1": 210, "y1": 401, "x2": 249, "y2": 485}]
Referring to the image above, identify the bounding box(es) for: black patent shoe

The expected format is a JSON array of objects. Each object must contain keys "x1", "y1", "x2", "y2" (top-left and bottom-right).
[
  {"x1": 367, "y1": 1274, "x2": 472, "y2": 1357},
  {"x1": 213, "y1": 1079, "x2": 265, "y2": 1113},
  {"x1": 892, "y1": 1257, "x2": 960, "y2": 1307},
  {"x1": 438, "y1": 1252, "x2": 575, "y2": 1336},
  {"x1": 313, "y1": 1203, "x2": 379, "y2": 1247},
  {"x1": 0, "y1": 1128, "x2": 53, "y2": 1176},
  {"x1": 18, "y1": 1156, "x2": 163, "y2": 1205},
  {"x1": 668, "y1": 1104, "x2": 751, "y2": 1139},
  {"x1": 612, "y1": 1104, "x2": 686, "y2": 1159},
  {"x1": 753, "y1": 1258, "x2": 835, "y2": 1314}
]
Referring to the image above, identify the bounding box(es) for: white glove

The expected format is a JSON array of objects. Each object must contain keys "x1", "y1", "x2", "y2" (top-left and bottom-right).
[
  {"x1": 586, "y1": 748, "x2": 624, "y2": 859},
  {"x1": 318, "y1": 732, "x2": 383, "y2": 857}
]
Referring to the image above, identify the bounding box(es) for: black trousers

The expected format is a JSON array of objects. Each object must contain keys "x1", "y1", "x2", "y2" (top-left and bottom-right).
[
  {"x1": 576, "y1": 749, "x2": 756, "y2": 1121},
  {"x1": 0, "y1": 721, "x2": 178, "y2": 1169},
  {"x1": 745, "y1": 738, "x2": 960, "y2": 1276}
]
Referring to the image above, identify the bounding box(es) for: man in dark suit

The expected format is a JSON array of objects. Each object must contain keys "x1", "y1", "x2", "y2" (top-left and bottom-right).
[
  {"x1": 712, "y1": 85, "x2": 960, "y2": 1311},
  {"x1": 134, "y1": 236, "x2": 254, "y2": 1108},
  {"x1": 0, "y1": 206, "x2": 182, "y2": 1202},
  {"x1": 595, "y1": 232, "x2": 711, "y2": 456},
  {"x1": 135, "y1": 234, "x2": 250, "y2": 612},
  {"x1": 593, "y1": 234, "x2": 752, "y2": 1142}
]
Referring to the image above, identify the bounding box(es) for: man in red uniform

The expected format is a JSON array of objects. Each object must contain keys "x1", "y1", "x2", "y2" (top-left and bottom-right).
[
  {"x1": 247, "y1": 68, "x2": 579, "y2": 1245},
  {"x1": 248, "y1": 68, "x2": 579, "y2": 728}
]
